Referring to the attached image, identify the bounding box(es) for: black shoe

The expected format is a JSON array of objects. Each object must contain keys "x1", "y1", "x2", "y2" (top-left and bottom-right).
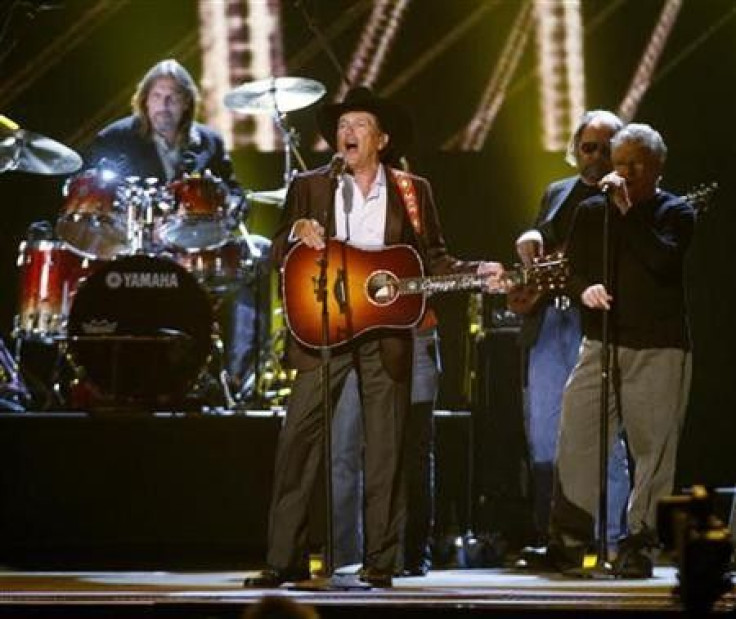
[
  {"x1": 359, "y1": 566, "x2": 393, "y2": 588},
  {"x1": 242, "y1": 568, "x2": 310, "y2": 588},
  {"x1": 514, "y1": 545, "x2": 582, "y2": 573},
  {"x1": 396, "y1": 563, "x2": 429, "y2": 578},
  {"x1": 613, "y1": 534, "x2": 654, "y2": 579}
]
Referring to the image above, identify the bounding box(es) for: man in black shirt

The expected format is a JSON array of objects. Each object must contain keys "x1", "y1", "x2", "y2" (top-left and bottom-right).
[
  {"x1": 515, "y1": 111, "x2": 630, "y2": 546},
  {"x1": 549, "y1": 123, "x2": 695, "y2": 578}
]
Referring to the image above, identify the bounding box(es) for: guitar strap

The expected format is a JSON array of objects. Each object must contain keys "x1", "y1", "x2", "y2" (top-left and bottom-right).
[
  {"x1": 389, "y1": 167, "x2": 437, "y2": 330},
  {"x1": 389, "y1": 168, "x2": 421, "y2": 235}
]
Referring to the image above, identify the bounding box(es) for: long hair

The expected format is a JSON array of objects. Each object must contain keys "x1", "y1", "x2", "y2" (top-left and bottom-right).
[{"x1": 131, "y1": 59, "x2": 199, "y2": 144}]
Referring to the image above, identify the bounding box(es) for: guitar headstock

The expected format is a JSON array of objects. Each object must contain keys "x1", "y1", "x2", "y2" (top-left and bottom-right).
[
  {"x1": 684, "y1": 181, "x2": 718, "y2": 216},
  {"x1": 518, "y1": 253, "x2": 569, "y2": 292},
  {"x1": 504, "y1": 253, "x2": 568, "y2": 315}
]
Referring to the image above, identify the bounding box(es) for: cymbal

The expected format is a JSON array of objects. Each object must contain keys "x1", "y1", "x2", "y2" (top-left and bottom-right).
[
  {"x1": 224, "y1": 77, "x2": 326, "y2": 114},
  {"x1": 248, "y1": 187, "x2": 287, "y2": 205},
  {"x1": 0, "y1": 118, "x2": 82, "y2": 175}
]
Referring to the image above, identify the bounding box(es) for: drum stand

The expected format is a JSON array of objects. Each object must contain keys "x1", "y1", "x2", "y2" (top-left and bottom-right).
[{"x1": 209, "y1": 320, "x2": 237, "y2": 410}]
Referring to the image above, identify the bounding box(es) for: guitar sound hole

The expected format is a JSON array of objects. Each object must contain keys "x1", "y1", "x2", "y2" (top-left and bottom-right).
[{"x1": 366, "y1": 271, "x2": 399, "y2": 306}]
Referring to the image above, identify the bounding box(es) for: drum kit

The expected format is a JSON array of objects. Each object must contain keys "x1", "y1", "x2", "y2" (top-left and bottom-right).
[{"x1": 3, "y1": 76, "x2": 326, "y2": 411}]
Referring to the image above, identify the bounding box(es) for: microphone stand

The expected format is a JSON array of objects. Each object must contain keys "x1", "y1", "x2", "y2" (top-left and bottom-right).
[
  {"x1": 595, "y1": 190, "x2": 613, "y2": 570},
  {"x1": 570, "y1": 189, "x2": 615, "y2": 579},
  {"x1": 293, "y1": 165, "x2": 368, "y2": 591}
]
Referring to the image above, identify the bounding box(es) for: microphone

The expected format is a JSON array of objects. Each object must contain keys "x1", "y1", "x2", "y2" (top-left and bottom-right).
[{"x1": 328, "y1": 153, "x2": 346, "y2": 179}]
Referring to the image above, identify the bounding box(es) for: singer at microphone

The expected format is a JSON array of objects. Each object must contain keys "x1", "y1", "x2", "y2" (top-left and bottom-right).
[
  {"x1": 248, "y1": 86, "x2": 507, "y2": 590},
  {"x1": 598, "y1": 171, "x2": 632, "y2": 214}
]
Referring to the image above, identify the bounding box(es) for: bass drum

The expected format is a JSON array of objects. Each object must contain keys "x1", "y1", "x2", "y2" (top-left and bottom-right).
[{"x1": 67, "y1": 254, "x2": 213, "y2": 407}]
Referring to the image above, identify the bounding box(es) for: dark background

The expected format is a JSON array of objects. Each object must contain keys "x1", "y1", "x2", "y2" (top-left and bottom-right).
[{"x1": 1, "y1": 0, "x2": 735, "y2": 496}]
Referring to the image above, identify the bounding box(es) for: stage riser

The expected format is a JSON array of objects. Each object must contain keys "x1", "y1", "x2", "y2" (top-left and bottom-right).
[
  {"x1": 0, "y1": 413, "x2": 280, "y2": 569},
  {"x1": 0, "y1": 412, "x2": 476, "y2": 570}
]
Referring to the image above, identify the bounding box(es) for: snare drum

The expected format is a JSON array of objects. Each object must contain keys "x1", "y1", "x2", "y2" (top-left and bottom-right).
[
  {"x1": 15, "y1": 241, "x2": 97, "y2": 341},
  {"x1": 159, "y1": 175, "x2": 229, "y2": 250},
  {"x1": 56, "y1": 169, "x2": 128, "y2": 259},
  {"x1": 67, "y1": 254, "x2": 213, "y2": 405}
]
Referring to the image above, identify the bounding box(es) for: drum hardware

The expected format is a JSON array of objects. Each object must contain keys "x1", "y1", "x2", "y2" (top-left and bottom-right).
[
  {"x1": 248, "y1": 186, "x2": 287, "y2": 207},
  {"x1": 0, "y1": 336, "x2": 30, "y2": 411},
  {"x1": 187, "y1": 321, "x2": 237, "y2": 411},
  {"x1": 119, "y1": 176, "x2": 169, "y2": 254},
  {"x1": 234, "y1": 326, "x2": 295, "y2": 408},
  {"x1": 0, "y1": 114, "x2": 82, "y2": 175},
  {"x1": 225, "y1": 76, "x2": 325, "y2": 203}
]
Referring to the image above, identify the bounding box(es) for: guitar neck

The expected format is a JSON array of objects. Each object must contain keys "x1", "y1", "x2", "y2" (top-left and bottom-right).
[
  {"x1": 397, "y1": 258, "x2": 566, "y2": 297},
  {"x1": 398, "y1": 272, "x2": 487, "y2": 295}
]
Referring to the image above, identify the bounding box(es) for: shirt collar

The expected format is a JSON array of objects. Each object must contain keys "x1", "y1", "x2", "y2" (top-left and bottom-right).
[{"x1": 152, "y1": 124, "x2": 201, "y2": 150}]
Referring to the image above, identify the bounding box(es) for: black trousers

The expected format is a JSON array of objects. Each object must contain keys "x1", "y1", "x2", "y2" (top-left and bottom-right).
[{"x1": 266, "y1": 339, "x2": 411, "y2": 574}]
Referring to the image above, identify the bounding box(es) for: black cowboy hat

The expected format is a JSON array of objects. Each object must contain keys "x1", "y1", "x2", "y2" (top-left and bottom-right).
[{"x1": 316, "y1": 86, "x2": 413, "y2": 162}]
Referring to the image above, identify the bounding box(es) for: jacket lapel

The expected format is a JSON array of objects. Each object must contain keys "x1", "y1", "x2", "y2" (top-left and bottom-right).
[{"x1": 544, "y1": 176, "x2": 578, "y2": 224}]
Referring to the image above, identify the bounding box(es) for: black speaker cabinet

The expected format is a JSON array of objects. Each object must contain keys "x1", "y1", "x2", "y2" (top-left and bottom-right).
[{"x1": 471, "y1": 326, "x2": 536, "y2": 550}]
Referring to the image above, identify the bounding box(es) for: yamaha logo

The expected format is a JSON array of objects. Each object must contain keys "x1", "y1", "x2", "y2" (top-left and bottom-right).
[
  {"x1": 105, "y1": 271, "x2": 123, "y2": 289},
  {"x1": 104, "y1": 270, "x2": 178, "y2": 289}
]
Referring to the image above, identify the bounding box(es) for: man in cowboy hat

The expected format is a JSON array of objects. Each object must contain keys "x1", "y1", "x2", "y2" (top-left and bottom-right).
[{"x1": 244, "y1": 86, "x2": 504, "y2": 588}]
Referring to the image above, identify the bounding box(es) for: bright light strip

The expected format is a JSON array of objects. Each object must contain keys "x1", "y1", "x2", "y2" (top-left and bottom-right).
[
  {"x1": 314, "y1": 0, "x2": 410, "y2": 150},
  {"x1": 455, "y1": 0, "x2": 533, "y2": 151},
  {"x1": 534, "y1": 0, "x2": 565, "y2": 150},
  {"x1": 563, "y1": 0, "x2": 585, "y2": 141},
  {"x1": 245, "y1": 0, "x2": 282, "y2": 149},
  {"x1": 199, "y1": 0, "x2": 234, "y2": 148},
  {"x1": 198, "y1": 0, "x2": 286, "y2": 151},
  {"x1": 618, "y1": 0, "x2": 682, "y2": 122},
  {"x1": 338, "y1": 0, "x2": 410, "y2": 98},
  {"x1": 532, "y1": 0, "x2": 585, "y2": 151},
  {"x1": 385, "y1": 1, "x2": 498, "y2": 97}
]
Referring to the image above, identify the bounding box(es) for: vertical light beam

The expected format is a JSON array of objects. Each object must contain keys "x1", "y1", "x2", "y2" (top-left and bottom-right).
[
  {"x1": 533, "y1": 0, "x2": 585, "y2": 151},
  {"x1": 617, "y1": 0, "x2": 682, "y2": 123}
]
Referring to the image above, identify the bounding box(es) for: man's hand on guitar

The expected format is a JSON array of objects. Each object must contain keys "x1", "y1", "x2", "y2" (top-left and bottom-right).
[
  {"x1": 581, "y1": 283, "x2": 612, "y2": 310},
  {"x1": 477, "y1": 261, "x2": 506, "y2": 293},
  {"x1": 293, "y1": 218, "x2": 326, "y2": 249}
]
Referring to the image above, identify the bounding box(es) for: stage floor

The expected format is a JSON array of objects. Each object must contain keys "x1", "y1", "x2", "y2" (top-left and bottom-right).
[{"x1": 0, "y1": 566, "x2": 732, "y2": 617}]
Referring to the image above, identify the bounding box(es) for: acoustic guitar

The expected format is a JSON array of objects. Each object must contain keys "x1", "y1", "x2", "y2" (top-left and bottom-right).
[{"x1": 282, "y1": 239, "x2": 567, "y2": 349}]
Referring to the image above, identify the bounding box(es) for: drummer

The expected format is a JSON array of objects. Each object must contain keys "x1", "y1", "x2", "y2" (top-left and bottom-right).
[
  {"x1": 85, "y1": 58, "x2": 244, "y2": 205},
  {"x1": 82, "y1": 58, "x2": 253, "y2": 394}
]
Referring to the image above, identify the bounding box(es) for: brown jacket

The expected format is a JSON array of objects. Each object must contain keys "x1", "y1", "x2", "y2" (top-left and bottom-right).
[{"x1": 271, "y1": 164, "x2": 478, "y2": 381}]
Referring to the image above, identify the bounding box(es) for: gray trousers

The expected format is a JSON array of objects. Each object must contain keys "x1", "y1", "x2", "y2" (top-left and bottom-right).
[
  {"x1": 331, "y1": 329, "x2": 439, "y2": 569},
  {"x1": 550, "y1": 338, "x2": 691, "y2": 549},
  {"x1": 266, "y1": 339, "x2": 410, "y2": 574}
]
